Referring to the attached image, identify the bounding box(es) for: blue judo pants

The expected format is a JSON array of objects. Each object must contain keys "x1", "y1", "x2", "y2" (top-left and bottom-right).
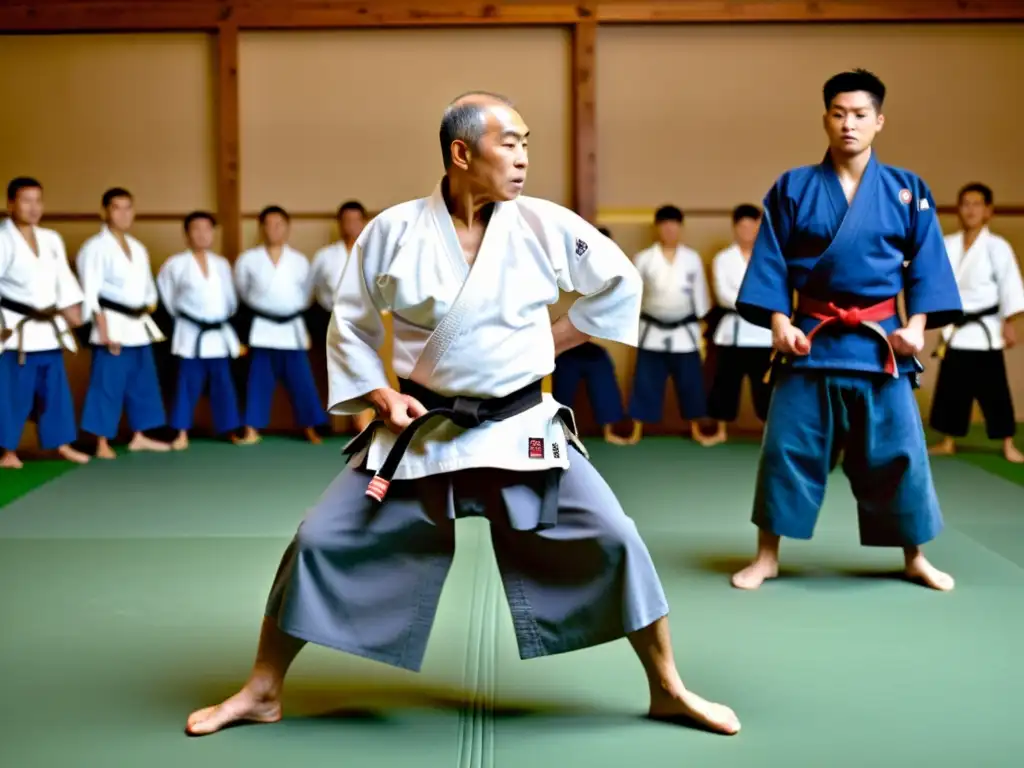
[
  {"x1": 753, "y1": 369, "x2": 943, "y2": 547},
  {"x1": 552, "y1": 343, "x2": 625, "y2": 425},
  {"x1": 81, "y1": 344, "x2": 167, "y2": 439},
  {"x1": 244, "y1": 348, "x2": 328, "y2": 430},
  {"x1": 170, "y1": 357, "x2": 242, "y2": 436},
  {"x1": 0, "y1": 349, "x2": 78, "y2": 451}
]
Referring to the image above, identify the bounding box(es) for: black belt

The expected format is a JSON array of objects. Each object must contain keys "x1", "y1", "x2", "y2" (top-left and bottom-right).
[
  {"x1": 0, "y1": 297, "x2": 66, "y2": 365},
  {"x1": 251, "y1": 307, "x2": 304, "y2": 324},
  {"x1": 344, "y1": 377, "x2": 563, "y2": 528},
  {"x1": 178, "y1": 310, "x2": 231, "y2": 358},
  {"x1": 640, "y1": 311, "x2": 699, "y2": 352},
  {"x1": 933, "y1": 303, "x2": 999, "y2": 358},
  {"x1": 98, "y1": 296, "x2": 162, "y2": 343}
]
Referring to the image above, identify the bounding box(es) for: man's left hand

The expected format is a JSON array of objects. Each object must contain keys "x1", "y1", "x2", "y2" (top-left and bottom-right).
[{"x1": 889, "y1": 326, "x2": 924, "y2": 356}]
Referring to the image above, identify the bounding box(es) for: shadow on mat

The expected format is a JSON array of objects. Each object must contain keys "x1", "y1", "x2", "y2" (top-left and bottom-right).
[{"x1": 180, "y1": 680, "x2": 708, "y2": 733}]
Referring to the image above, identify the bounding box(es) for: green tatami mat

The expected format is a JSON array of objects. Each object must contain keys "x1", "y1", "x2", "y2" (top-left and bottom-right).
[
  {"x1": 0, "y1": 459, "x2": 79, "y2": 508},
  {"x1": 0, "y1": 437, "x2": 1022, "y2": 767}
]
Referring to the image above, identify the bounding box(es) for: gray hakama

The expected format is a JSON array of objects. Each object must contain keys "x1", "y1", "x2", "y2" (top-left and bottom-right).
[{"x1": 264, "y1": 447, "x2": 670, "y2": 672}]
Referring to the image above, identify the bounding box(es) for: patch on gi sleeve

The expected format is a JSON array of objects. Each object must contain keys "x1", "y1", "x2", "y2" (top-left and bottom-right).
[
  {"x1": 918, "y1": 198, "x2": 930, "y2": 211},
  {"x1": 899, "y1": 188, "x2": 912, "y2": 205},
  {"x1": 575, "y1": 237, "x2": 589, "y2": 256}
]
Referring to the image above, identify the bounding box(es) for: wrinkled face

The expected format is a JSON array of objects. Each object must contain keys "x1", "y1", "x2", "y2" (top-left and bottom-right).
[
  {"x1": 8, "y1": 185, "x2": 43, "y2": 226},
  {"x1": 823, "y1": 90, "x2": 884, "y2": 156},
  {"x1": 455, "y1": 104, "x2": 529, "y2": 202},
  {"x1": 958, "y1": 190, "x2": 991, "y2": 231},
  {"x1": 261, "y1": 212, "x2": 289, "y2": 246},
  {"x1": 734, "y1": 216, "x2": 760, "y2": 248},
  {"x1": 186, "y1": 217, "x2": 215, "y2": 251},
  {"x1": 105, "y1": 195, "x2": 135, "y2": 232},
  {"x1": 339, "y1": 209, "x2": 366, "y2": 241},
  {"x1": 656, "y1": 219, "x2": 681, "y2": 246}
]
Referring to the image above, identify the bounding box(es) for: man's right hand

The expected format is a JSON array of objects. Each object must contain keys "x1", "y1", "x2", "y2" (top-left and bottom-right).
[
  {"x1": 367, "y1": 387, "x2": 429, "y2": 434},
  {"x1": 771, "y1": 313, "x2": 810, "y2": 356}
]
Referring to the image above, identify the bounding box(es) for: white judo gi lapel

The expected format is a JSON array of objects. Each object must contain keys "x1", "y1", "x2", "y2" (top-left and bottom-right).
[
  {"x1": 409, "y1": 183, "x2": 514, "y2": 387},
  {"x1": 951, "y1": 228, "x2": 992, "y2": 286}
]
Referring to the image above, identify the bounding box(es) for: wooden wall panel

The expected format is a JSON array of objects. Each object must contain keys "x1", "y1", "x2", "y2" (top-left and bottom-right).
[{"x1": 237, "y1": 28, "x2": 572, "y2": 214}]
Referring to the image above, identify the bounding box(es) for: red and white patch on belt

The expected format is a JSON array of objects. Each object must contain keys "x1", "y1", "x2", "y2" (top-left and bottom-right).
[{"x1": 528, "y1": 437, "x2": 544, "y2": 459}]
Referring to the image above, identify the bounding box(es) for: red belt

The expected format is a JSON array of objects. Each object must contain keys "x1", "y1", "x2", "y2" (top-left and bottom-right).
[{"x1": 799, "y1": 295, "x2": 899, "y2": 376}]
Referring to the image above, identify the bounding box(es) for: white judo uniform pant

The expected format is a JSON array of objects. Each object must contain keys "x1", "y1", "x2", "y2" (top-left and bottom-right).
[{"x1": 264, "y1": 447, "x2": 670, "y2": 672}]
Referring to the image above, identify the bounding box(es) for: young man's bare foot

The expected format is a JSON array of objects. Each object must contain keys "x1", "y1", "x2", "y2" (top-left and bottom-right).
[
  {"x1": 904, "y1": 548, "x2": 955, "y2": 591},
  {"x1": 731, "y1": 530, "x2": 781, "y2": 589},
  {"x1": 304, "y1": 427, "x2": 322, "y2": 445},
  {"x1": 648, "y1": 684, "x2": 741, "y2": 736},
  {"x1": 128, "y1": 433, "x2": 171, "y2": 452},
  {"x1": 928, "y1": 437, "x2": 955, "y2": 456},
  {"x1": 58, "y1": 445, "x2": 90, "y2": 464},
  {"x1": 185, "y1": 685, "x2": 283, "y2": 736},
  {"x1": 0, "y1": 451, "x2": 24, "y2": 469},
  {"x1": 171, "y1": 431, "x2": 189, "y2": 451},
  {"x1": 731, "y1": 558, "x2": 779, "y2": 590},
  {"x1": 1003, "y1": 439, "x2": 1024, "y2": 464},
  {"x1": 602, "y1": 425, "x2": 628, "y2": 445}
]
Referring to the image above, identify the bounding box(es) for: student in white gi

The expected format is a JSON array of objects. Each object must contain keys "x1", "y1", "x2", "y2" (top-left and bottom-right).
[
  {"x1": 185, "y1": 91, "x2": 740, "y2": 738},
  {"x1": 0, "y1": 177, "x2": 90, "y2": 468},
  {"x1": 929, "y1": 183, "x2": 1024, "y2": 463},
  {"x1": 625, "y1": 205, "x2": 714, "y2": 446},
  {"x1": 233, "y1": 206, "x2": 327, "y2": 445},
  {"x1": 705, "y1": 204, "x2": 775, "y2": 445},
  {"x1": 157, "y1": 211, "x2": 243, "y2": 450},
  {"x1": 309, "y1": 200, "x2": 373, "y2": 432},
  {"x1": 76, "y1": 188, "x2": 170, "y2": 458}
]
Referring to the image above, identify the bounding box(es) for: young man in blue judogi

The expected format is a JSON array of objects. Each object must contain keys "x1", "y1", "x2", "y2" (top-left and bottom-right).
[{"x1": 730, "y1": 69, "x2": 963, "y2": 592}]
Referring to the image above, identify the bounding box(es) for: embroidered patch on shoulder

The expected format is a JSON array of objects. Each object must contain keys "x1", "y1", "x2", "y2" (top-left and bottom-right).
[
  {"x1": 899, "y1": 189, "x2": 912, "y2": 205},
  {"x1": 575, "y1": 238, "x2": 589, "y2": 256},
  {"x1": 918, "y1": 198, "x2": 930, "y2": 210},
  {"x1": 528, "y1": 437, "x2": 544, "y2": 459}
]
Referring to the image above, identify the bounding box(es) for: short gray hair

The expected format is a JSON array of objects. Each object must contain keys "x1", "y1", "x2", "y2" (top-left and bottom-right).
[{"x1": 439, "y1": 91, "x2": 515, "y2": 169}]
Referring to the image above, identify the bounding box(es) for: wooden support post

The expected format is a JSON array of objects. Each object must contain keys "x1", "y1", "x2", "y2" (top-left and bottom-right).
[
  {"x1": 571, "y1": 5, "x2": 598, "y2": 222},
  {"x1": 215, "y1": 17, "x2": 241, "y2": 259}
]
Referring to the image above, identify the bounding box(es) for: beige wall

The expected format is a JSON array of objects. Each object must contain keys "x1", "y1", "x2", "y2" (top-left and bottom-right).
[{"x1": 0, "y1": 23, "x2": 1021, "y2": 444}]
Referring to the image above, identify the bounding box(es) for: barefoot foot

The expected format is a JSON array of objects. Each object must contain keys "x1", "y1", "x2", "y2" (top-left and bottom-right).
[
  {"x1": 0, "y1": 451, "x2": 24, "y2": 469},
  {"x1": 128, "y1": 434, "x2": 171, "y2": 453},
  {"x1": 731, "y1": 558, "x2": 778, "y2": 590},
  {"x1": 904, "y1": 553, "x2": 955, "y2": 591},
  {"x1": 1004, "y1": 441, "x2": 1024, "y2": 464},
  {"x1": 304, "y1": 427, "x2": 322, "y2": 445},
  {"x1": 186, "y1": 688, "x2": 283, "y2": 736},
  {"x1": 58, "y1": 445, "x2": 90, "y2": 464},
  {"x1": 649, "y1": 685, "x2": 740, "y2": 736},
  {"x1": 171, "y1": 432, "x2": 189, "y2": 451},
  {"x1": 928, "y1": 438, "x2": 955, "y2": 457}
]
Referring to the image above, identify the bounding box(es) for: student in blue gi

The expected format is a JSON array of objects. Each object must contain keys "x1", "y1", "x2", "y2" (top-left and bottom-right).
[
  {"x1": 157, "y1": 211, "x2": 244, "y2": 450},
  {"x1": 730, "y1": 69, "x2": 963, "y2": 592},
  {"x1": 625, "y1": 206, "x2": 714, "y2": 446},
  {"x1": 0, "y1": 177, "x2": 91, "y2": 468},
  {"x1": 77, "y1": 188, "x2": 171, "y2": 458},
  {"x1": 551, "y1": 226, "x2": 628, "y2": 444}
]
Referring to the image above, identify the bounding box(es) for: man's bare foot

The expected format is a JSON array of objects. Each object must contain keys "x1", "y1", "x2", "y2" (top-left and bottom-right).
[
  {"x1": 95, "y1": 439, "x2": 117, "y2": 460},
  {"x1": 232, "y1": 427, "x2": 261, "y2": 446},
  {"x1": 0, "y1": 451, "x2": 24, "y2": 469},
  {"x1": 731, "y1": 558, "x2": 779, "y2": 590},
  {"x1": 171, "y1": 431, "x2": 189, "y2": 451},
  {"x1": 928, "y1": 437, "x2": 955, "y2": 456},
  {"x1": 304, "y1": 427, "x2": 322, "y2": 445},
  {"x1": 648, "y1": 684, "x2": 740, "y2": 736},
  {"x1": 58, "y1": 445, "x2": 90, "y2": 464},
  {"x1": 602, "y1": 425, "x2": 628, "y2": 445},
  {"x1": 1003, "y1": 439, "x2": 1024, "y2": 464},
  {"x1": 904, "y1": 550, "x2": 955, "y2": 591},
  {"x1": 128, "y1": 433, "x2": 171, "y2": 453},
  {"x1": 185, "y1": 685, "x2": 283, "y2": 736}
]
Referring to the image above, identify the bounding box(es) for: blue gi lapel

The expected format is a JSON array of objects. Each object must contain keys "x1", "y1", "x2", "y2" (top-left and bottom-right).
[{"x1": 810, "y1": 149, "x2": 880, "y2": 276}]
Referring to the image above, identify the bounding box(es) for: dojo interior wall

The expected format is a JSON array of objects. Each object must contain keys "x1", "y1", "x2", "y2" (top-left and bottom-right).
[{"x1": 0, "y1": 22, "x2": 1022, "y2": 445}]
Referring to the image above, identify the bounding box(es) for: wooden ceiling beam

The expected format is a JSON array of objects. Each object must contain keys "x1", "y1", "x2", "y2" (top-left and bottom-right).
[
  {"x1": 0, "y1": 2, "x2": 226, "y2": 33},
  {"x1": 597, "y1": 1, "x2": 1024, "y2": 24}
]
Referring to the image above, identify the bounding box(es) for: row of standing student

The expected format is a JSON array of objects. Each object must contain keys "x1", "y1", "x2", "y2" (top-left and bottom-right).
[
  {"x1": 0, "y1": 177, "x2": 370, "y2": 469},
  {"x1": 555, "y1": 185, "x2": 1024, "y2": 463}
]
